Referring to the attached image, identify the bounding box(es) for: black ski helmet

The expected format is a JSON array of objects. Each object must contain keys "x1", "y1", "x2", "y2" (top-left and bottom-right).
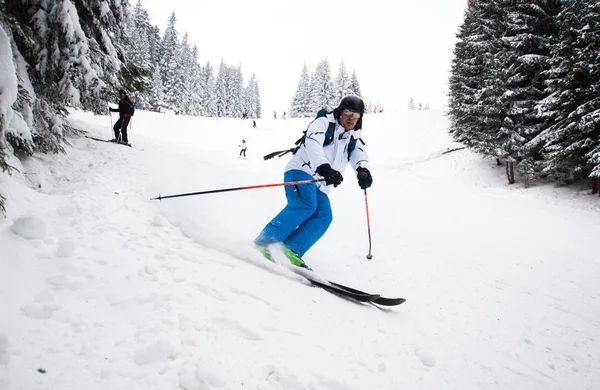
[
  {"x1": 338, "y1": 95, "x2": 365, "y2": 114},
  {"x1": 118, "y1": 89, "x2": 126, "y2": 96},
  {"x1": 333, "y1": 95, "x2": 365, "y2": 130}
]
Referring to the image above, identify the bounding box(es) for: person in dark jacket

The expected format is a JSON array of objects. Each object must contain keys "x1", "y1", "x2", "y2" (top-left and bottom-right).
[{"x1": 109, "y1": 90, "x2": 134, "y2": 144}]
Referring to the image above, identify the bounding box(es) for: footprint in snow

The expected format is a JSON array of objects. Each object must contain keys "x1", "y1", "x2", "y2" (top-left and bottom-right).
[
  {"x1": 178, "y1": 361, "x2": 227, "y2": 390},
  {"x1": 414, "y1": 346, "x2": 437, "y2": 367}
]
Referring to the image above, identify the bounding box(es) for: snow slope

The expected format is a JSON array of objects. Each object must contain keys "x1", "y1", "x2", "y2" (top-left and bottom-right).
[{"x1": 1, "y1": 109, "x2": 599, "y2": 390}]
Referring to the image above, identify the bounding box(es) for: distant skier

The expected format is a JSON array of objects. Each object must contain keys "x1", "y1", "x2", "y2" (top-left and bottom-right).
[
  {"x1": 274, "y1": 111, "x2": 277, "y2": 119},
  {"x1": 239, "y1": 140, "x2": 247, "y2": 159},
  {"x1": 109, "y1": 89, "x2": 134, "y2": 144},
  {"x1": 283, "y1": 111, "x2": 287, "y2": 120},
  {"x1": 253, "y1": 120, "x2": 257, "y2": 128},
  {"x1": 254, "y1": 95, "x2": 373, "y2": 270}
]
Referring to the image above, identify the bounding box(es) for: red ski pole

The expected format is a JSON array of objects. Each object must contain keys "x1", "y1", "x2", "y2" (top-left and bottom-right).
[
  {"x1": 151, "y1": 178, "x2": 326, "y2": 201},
  {"x1": 363, "y1": 189, "x2": 373, "y2": 259}
]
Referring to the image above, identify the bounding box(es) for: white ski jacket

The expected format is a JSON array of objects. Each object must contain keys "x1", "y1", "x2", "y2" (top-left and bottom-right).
[{"x1": 285, "y1": 113, "x2": 370, "y2": 194}]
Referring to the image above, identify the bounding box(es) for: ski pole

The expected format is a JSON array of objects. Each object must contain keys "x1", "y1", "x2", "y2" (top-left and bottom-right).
[
  {"x1": 363, "y1": 188, "x2": 373, "y2": 259},
  {"x1": 151, "y1": 178, "x2": 326, "y2": 201},
  {"x1": 109, "y1": 110, "x2": 112, "y2": 139}
]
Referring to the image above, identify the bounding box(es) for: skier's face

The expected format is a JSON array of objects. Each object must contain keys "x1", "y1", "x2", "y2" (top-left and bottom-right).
[{"x1": 340, "y1": 109, "x2": 360, "y2": 130}]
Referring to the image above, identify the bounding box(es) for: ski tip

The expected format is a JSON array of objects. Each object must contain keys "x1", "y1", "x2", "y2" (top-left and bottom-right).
[{"x1": 373, "y1": 297, "x2": 406, "y2": 306}]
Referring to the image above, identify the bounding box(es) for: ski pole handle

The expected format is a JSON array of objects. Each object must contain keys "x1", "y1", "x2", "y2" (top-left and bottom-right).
[{"x1": 151, "y1": 178, "x2": 326, "y2": 201}]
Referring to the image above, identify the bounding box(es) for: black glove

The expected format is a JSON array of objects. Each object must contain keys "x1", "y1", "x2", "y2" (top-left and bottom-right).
[
  {"x1": 316, "y1": 164, "x2": 343, "y2": 187},
  {"x1": 356, "y1": 167, "x2": 373, "y2": 189}
]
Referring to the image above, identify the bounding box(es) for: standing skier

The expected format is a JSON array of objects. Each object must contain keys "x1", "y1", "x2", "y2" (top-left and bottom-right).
[
  {"x1": 109, "y1": 89, "x2": 135, "y2": 144},
  {"x1": 254, "y1": 95, "x2": 373, "y2": 269},
  {"x1": 239, "y1": 140, "x2": 247, "y2": 158}
]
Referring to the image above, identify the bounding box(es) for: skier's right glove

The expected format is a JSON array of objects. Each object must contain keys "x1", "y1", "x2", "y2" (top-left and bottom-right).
[{"x1": 316, "y1": 164, "x2": 343, "y2": 187}]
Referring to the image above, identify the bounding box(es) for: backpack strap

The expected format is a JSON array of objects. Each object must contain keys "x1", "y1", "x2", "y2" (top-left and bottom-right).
[{"x1": 263, "y1": 114, "x2": 337, "y2": 160}]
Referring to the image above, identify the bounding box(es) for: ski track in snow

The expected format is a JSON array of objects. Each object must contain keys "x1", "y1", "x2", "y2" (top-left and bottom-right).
[{"x1": 0, "y1": 109, "x2": 599, "y2": 389}]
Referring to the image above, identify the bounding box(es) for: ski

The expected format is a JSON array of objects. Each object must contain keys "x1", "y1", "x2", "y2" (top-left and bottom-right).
[
  {"x1": 84, "y1": 136, "x2": 142, "y2": 150},
  {"x1": 327, "y1": 281, "x2": 406, "y2": 306},
  {"x1": 308, "y1": 278, "x2": 380, "y2": 303},
  {"x1": 256, "y1": 247, "x2": 405, "y2": 306}
]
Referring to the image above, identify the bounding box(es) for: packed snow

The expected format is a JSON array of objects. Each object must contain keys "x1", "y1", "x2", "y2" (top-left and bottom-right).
[{"x1": 1, "y1": 109, "x2": 599, "y2": 390}]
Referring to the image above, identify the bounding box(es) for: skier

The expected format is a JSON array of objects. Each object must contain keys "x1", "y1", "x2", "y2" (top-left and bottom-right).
[
  {"x1": 254, "y1": 95, "x2": 373, "y2": 269},
  {"x1": 239, "y1": 140, "x2": 247, "y2": 159},
  {"x1": 274, "y1": 111, "x2": 277, "y2": 119},
  {"x1": 283, "y1": 111, "x2": 287, "y2": 120},
  {"x1": 253, "y1": 120, "x2": 257, "y2": 128},
  {"x1": 109, "y1": 89, "x2": 135, "y2": 144}
]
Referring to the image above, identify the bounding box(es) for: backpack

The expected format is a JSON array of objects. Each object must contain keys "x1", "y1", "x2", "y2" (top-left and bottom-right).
[
  {"x1": 263, "y1": 107, "x2": 358, "y2": 160},
  {"x1": 128, "y1": 98, "x2": 136, "y2": 116}
]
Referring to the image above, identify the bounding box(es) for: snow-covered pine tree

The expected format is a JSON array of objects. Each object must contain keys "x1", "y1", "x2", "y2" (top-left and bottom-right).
[
  {"x1": 334, "y1": 59, "x2": 351, "y2": 103},
  {"x1": 172, "y1": 32, "x2": 192, "y2": 114},
  {"x1": 254, "y1": 77, "x2": 262, "y2": 119},
  {"x1": 158, "y1": 12, "x2": 179, "y2": 109},
  {"x1": 348, "y1": 70, "x2": 362, "y2": 98},
  {"x1": 310, "y1": 59, "x2": 336, "y2": 111},
  {"x1": 215, "y1": 60, "x2": 229, "y2": 117},
  {"x1": 128, "y1": 0, "x2": 153, "y2": 107},
  {"x1": 148, "y1": 25, "x2": 161, "y2": 68},
  {"x1": 243, "y1": 73, "x2": 261, "y2": 119},
  {"x1": 408, "y1": 97, "x2": 416, "y2": 110},
  {"x1": 1, "y1": 0, "x2": 133, "y2": 157},
  {"x1": 448, "y1": 0, "x2": 507, "y2": 161},
  {"x1": 495, "y1": 0, "x2": 560, "y2": 172},
  {"x1": 226, "y1": 64, "x2": 244, "y2": 118},
  {"x1": 289, "y1": 63, "x2": 312, "y2": 118},
  {"x1": 149, "y1": 65, "x2": 164, "y2": 109},
  {"x1": 188, "y1": 45, "x2": 204, "y2": 116},
  {"x1": 531, "y1": 1, "x2": 600, "y2": 184},
  {"x1": 202, "y1": 61, "x2": 217, "y2": 117}
]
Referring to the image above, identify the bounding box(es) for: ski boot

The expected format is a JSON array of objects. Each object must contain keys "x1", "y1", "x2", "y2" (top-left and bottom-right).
[
  {"x1": 254, "y1": 243, "x2": 273, "y2": 261},
  {"x1": 283, "y1": 247, "x2": 312, "y2": 271}
]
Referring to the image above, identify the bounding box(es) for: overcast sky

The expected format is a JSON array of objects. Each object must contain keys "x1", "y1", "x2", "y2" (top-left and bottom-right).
[{"x1": 140, "y1": 0, "x2": 468, "y2": 115}]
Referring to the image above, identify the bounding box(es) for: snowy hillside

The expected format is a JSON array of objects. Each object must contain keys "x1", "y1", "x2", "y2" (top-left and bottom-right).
[{"x1": 1, "y1": 109, "x2": 599, "y2": 390}]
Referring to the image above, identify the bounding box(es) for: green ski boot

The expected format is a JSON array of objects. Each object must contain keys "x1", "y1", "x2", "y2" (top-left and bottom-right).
[
  {"x1": 283, "y1": 247, "x2": 312, "y2": 270},
  {"x1": 255, "y1": 243, "x2": 273, "y2": 261}
]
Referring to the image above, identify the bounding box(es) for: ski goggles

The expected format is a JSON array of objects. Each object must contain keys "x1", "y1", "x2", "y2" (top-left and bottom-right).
[{"x1": 342, "y1": 109, "x2": 361, "y2": 119}]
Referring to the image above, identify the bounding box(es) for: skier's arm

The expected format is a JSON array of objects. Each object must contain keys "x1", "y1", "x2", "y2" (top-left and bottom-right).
[
  {"x1": 349, "y1": 137, "x2": 370, "y2": 173},
  {"x1": 302, "y1": 117, "x2": 330, "y2": 171}
]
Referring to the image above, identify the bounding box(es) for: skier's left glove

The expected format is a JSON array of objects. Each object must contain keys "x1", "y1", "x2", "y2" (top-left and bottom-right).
[{"x1": 356, "y1": 167, "x2": 373, "y2": 189}]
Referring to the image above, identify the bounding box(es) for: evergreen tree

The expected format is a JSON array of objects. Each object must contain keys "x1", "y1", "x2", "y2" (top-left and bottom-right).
[
  {"x1": 310, "y1": 59, "x2": 336, "y2": 111},
  {"x1": 1, "y1": 0, "x2": 133, "y2": 157},
  {"x1": 254, "y1": 77, "x2": 262, "y2": 119},
  {"x1": 129, "y1": 0, "x2": 153, "y2": 107},
  {"x1": 175, "y1": 33, "x2": 193, "y2": 114},
  {"x1": 226, "y1": 64, "x2": 244, "y2": 118},
  {"x1": 188, "y1": 45, "x2": 204, "y2": 116},
  {"x1": 148, "y1": 25, "x2": 161, "y2": 67},
  {"x1": 202, "y1": 61, "x2": 217, "y2": 117},
  {"x1": 408, "y1": 97, "x2": 416, "y2": 110},
  {"x1": 448, "y1": 0, "x2": 507, "y2": 158},
  {"x1": 149, "y1": 65, "x2": 163, "y2": 108},
  {"x1": 289, "y1": 63, "x2": 312, "y2": 118},
  {"x1": 215, "y1": 60, "x2": 229, "y2": 117},
  {"x1": 495, "y1": 0, "x2": 560, "y2": 166},
  {"x1": 532, "y1": 1, "x2": 600, "y2": 183},
  {"x1": 348, "y1": 70, "x2": 362, "y2": 98},
  {"x1": 244, "y1": 74, "x2": 261, "y2": 119},
  {"x1": 159, "y1": 12, "x2": 178, "y2": 87},
  {"x1": 334, "y1": 59, "x2": 351, "y2": 102}
]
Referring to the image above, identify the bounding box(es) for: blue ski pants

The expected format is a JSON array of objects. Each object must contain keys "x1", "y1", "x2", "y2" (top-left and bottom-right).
[{"x1": 254, "y1": 170, "x2": 332, "y2": 257}]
